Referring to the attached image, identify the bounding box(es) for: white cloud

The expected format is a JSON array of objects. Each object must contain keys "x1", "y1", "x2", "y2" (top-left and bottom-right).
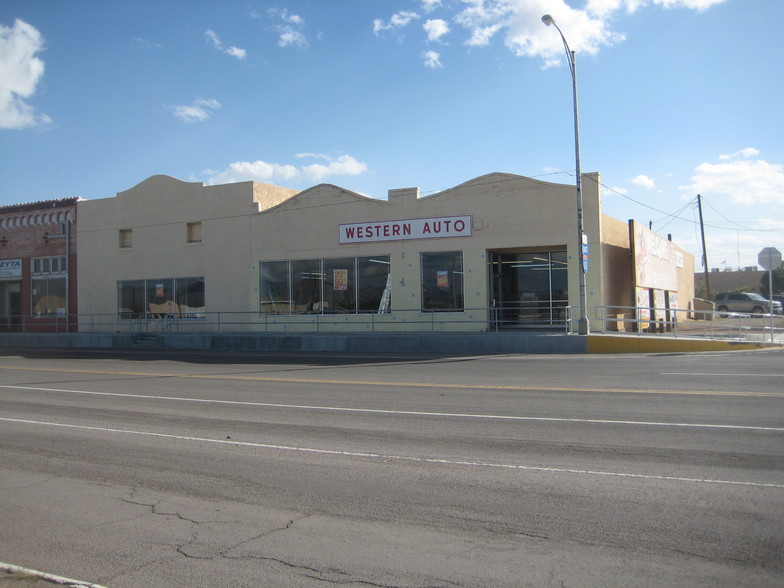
[
  {"x1": 266, "y1": 9, "x2": 309, "y2": 49},
  {"x1": 423, "y1": 50, "x2": 443, "y2": 68},
  {"x1": 682, "y1": 153, "x2": 784, "y2": 206},
  {"x1": 169, "y1": 98, "x2": 221, "y2": 123},
  {"x1": 586, "y1": 0, "x2": 647, "y2": 17},
  {"x1": 0, "y1": 18, "x2": 51, "y2": 129},
  {"x1": 132, "y1": 36, "x2": 162, "y2": 49},
  {"x1": 466, "y1": 24, "x2": 504, "y2": 47},
  {"x1": 280, "y1": 11, "x2": 304, "y2": 26},
  {"x1": 719, "y1": 147, "x2": 759, "y2": 161},
  {"x1": 506, "y1": 1, "x2": 626, "y2": 65},
  {"x1": 300, "y1": 154, "x2": 368, "y2": 183},
  {"x1": 279, "y1": 29, "x2": 307, "y2": 49},
  {"x1": 373, "y1": 0, "x2": 724, "y2": 67},
  {"x1": 631, "y1": 174, "x2": 655, "y2": 189},
  {"x1": 651, "y1": 0, "x2": 728, "y2": 11},
  {"x1": 424, "y1": 19, "x2": 450, "y2": 42},
  {"x1": 226, "y1": 46, "x2": 247, "y2": 59},
  {"x1": 205, "y1": 154, "x2": 368, "y2": 186},
  {"x1": 205, "y1": 29, "x2": 246, "y2": 59},
  {"x1": 374, "y1": 11, "x2": 420, "y2": 36}
]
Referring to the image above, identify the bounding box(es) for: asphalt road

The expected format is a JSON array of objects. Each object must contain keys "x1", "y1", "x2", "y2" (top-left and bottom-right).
[{"x1": 0, "y1": 347, "x2": 782, "y2": 587}]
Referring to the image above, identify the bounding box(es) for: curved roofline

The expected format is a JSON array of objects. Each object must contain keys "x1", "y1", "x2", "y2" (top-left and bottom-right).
[
  {"x1": 260, "y1": 183, "x2": 384, "y2": 213},
  {"x1": 419, "y1": 172, "x2": 567, "y2": 200},
  {"x1": 121, "y1": 175, "x2": 205, "y2": 193}
]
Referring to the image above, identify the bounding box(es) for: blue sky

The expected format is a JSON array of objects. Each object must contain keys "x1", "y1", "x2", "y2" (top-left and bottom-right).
[{"x1": 1, "y1": 0, "x2": 782, "y2": 270}]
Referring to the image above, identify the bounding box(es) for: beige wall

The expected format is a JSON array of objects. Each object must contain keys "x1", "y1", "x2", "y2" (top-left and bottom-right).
[
  {"x1": 76, "y1": 175, "x2": 297, "y2": 329},
  {"x1": 76, "y1": 171, "x2": 696, "y2": 333},
  {"x1": 251, "y1": 172, "x2": 604, "y2": 331},
  {"x1": 600, "y1": 214, "x2": 633, "y2": 313}
]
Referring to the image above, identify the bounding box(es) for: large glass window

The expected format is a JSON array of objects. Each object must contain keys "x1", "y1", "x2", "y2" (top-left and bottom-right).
[
  {"x1": 31, "y1": 256, "x2": 68, "y2": 316},
  {"x1": 421, "y1": 251, "x2": 464, "y2": 312},
  {"x1": 358, "y1": 256, "x2": 391, "y2": 312},
  {"x1": 147, "y1": 279, "x2": 175, "y2": 317},
  {"x1": 260, "y1": 255, "x2": 390, "y2": 314},
  {"x1": 118, "y1": 278, "x2": 205, "y2": 318},
  {"x1": 119, "y1": 280, "x2": 145, "y2": 318},
  {"x1": 491, "y1": 251, "x2": 568, "y2": 326},
  {"x1": 32, "y1": 278, "x2": 67, "y2": 316},
  {"x1": 324, "y1": 257, "x2": 355, "y2": 312},
  {"x1": 176, "y1": 277, "x2": 205, "y2": 317},
  {"x1": 260, "y1": 261, "x2": 291, "y2": 313},
  {"x1": 292, "y1": 259, "x2": 322, "y2": 312}
]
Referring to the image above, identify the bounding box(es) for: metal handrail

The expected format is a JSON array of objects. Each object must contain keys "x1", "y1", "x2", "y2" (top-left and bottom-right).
[{"x1": 1, "y1": 306, "x2": 781, "y2": 341}]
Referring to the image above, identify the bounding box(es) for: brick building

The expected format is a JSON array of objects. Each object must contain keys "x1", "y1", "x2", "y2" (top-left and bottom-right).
[{"x1": 0, "y1": 198, "x2": 78, "y2": 332}]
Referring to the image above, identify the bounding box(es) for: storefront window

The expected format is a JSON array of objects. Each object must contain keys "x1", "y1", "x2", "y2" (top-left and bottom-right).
[
  {"x1": 117, "y1": 278, "x2": 204, "y2": 318},
  {"x1": 421, "y1": 251, "x2": 463, "y2": 312},
  {"x1": 32, "y1": 277, "x2": 66, "y2": 316},
  {"x1": 358, "y1": 256, "x2": 391, "y2": 312},
  {"x1": 260, "y1": 261, "x2": 291, "y2": 313},
  {"x1": 119, "y1": 280, "x2": 145, "y2": 318},
  {"x1": 260, "y1": 255, "x2": 391, "y2": 314},
  {"x1": 491, "y1": 251, "x2": 568, "y2": 326},
  {"x1": 175, "y1": 277, "x2": 205, "y2": 317},
  {"x1": 324, "y1": 257, "x2": 355, "y2": 312},
  {"x1": 292, "y1": 259, "x2": 322, "y2": 312},
  {"x1": 146, "y1": 279, "x2": 175, "y2": 317},
  {"x1": 31, "y1": 256, "x2": 68, "y2": 317}
]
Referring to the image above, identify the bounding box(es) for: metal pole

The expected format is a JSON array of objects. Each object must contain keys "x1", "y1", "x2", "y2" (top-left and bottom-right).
[
  {"x1": 768, "y1": 266, "x2": 774, "y2": 344},
  {"x1": 697, "y1": 194, "x2": 711, "y2": 299},
  {"x1": 542, "y1": 15, "x2": 589, "y2": 335}
]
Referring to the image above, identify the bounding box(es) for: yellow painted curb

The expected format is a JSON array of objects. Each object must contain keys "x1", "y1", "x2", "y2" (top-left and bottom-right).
[{"x1": 587, "y1": 335, "x2": 782, "y2": 354}]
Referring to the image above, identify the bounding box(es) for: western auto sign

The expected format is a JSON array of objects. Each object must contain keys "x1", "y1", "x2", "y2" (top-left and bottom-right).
[
  {"x1": 0, "y1": 259, "x2": 22, "y2": 278},
  {"x1": 340, "y1": 215, "x2": 472, "y2": 244}
]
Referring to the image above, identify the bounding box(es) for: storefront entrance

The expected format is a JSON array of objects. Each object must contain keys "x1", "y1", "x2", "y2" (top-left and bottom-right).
[
  {"x1": 490, "y1": 251, "x2": 568, "y2": 328},
  {"x1": 0, "y1": 281, "x2": 21, "y2": 331}
]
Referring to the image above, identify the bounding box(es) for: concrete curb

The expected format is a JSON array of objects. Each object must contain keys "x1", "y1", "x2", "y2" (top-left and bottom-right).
[
  {"x1": 587, "y1": 334, "x2": 782, "y2": 354},
  {"x1": 0, "y1": 563, "x2": 107, "y2": 588},
  {"x1": 0, "y1": 332, "x2": 779, "y2": 355}
]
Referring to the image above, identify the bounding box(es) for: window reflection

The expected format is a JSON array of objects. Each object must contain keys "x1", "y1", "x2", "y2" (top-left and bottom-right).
[
  {"x1": 260, "y1": 255, "x2": 390, "y2": 314},
  {"x1": 421, "y1": 251, "x2": 464, "y2": 312}
]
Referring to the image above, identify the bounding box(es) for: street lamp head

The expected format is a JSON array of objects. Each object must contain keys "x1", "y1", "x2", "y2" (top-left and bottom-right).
[{"x1": 541, "y1": 14, "x2": 554, "y2": 26}]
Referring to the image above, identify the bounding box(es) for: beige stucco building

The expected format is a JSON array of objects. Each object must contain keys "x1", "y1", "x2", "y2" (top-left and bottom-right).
[{"x1": 77, "y1": 172, "x2": 694, "y2": 334}]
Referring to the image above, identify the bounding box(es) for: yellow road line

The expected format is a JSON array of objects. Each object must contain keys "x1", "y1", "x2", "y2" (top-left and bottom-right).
[{"x1": 0, "y1": 365, "x2": 781, "y2": 397}]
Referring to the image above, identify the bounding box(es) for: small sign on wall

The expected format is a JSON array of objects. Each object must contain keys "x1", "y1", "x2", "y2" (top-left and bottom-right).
[{"x1": 0, "y1": 259, "x2": 22, "y2": 278}]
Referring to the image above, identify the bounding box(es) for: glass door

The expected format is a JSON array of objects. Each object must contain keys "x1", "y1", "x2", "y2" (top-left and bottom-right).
[{"x1": 491, "y1": 251, "x2": 568, "y2": 328}]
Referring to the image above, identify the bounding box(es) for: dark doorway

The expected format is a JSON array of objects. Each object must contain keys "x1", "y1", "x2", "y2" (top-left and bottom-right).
[{"x1": 491, "y1": 251, "x2": 568, "y2": 328}]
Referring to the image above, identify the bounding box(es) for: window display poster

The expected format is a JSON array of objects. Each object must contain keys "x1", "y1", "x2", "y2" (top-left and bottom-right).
[
  {"x1": 333, "y1": 269, "x2": 348, "y2": 291},
  {"x1": 436, "y1": 270, "x2": 449, "y2": 288},
  {"x1": 636, "y1": 287, "x2": 650, "y2": 330}
]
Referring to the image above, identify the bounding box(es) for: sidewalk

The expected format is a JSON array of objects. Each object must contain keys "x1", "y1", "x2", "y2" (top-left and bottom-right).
[{"x1": 0, "y1": 564, "x2": 106, "y2": 588}]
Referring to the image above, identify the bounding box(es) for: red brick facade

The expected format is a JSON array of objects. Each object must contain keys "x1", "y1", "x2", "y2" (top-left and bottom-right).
[{"x1": 0, "y1": 198, "x2": 78, "y2": 332}]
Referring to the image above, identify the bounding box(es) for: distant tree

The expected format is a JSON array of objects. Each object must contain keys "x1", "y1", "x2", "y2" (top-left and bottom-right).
[{"x1": 760, "y1": 264, "x2": 784, "y2": 294}]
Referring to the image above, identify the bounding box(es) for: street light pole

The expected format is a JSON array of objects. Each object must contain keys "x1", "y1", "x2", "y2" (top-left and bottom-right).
[{"x1": 542, "y1": 14, "x2": 589, "y2": 335}]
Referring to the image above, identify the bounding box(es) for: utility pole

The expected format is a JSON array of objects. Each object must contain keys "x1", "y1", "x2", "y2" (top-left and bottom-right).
[{"x1": 697, "y1": 194, "x2": 710, "y2": 299}]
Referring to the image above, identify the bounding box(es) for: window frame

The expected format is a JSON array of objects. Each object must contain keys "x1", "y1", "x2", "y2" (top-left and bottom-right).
[
  {"x1": 420, "y1": 251, "x2": 464, "y2": 313},
  {"x1": 260, "y1": 255, "x2": 391, "y2": 315}
]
